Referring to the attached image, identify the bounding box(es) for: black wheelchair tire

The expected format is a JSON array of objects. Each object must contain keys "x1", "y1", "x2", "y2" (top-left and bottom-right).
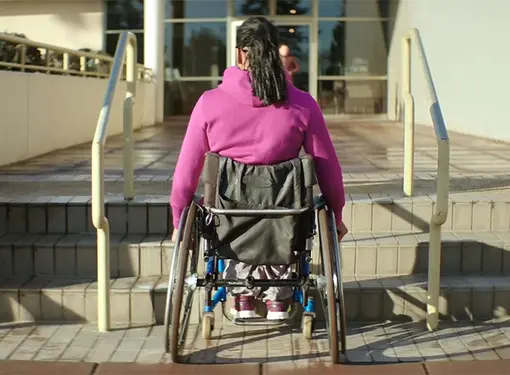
[
  {"x1": 318, "y1": 208, "x2": 339, "y2": 364},
  {"x1": 169, "y1": 204, "x2": 197, "y2": 363},
  {"x1": 164, "y1": 205, "x2": 190, "y2": 354},
  {"x1": 329, "y1": 210, "x2": 347, "y2": 355}
]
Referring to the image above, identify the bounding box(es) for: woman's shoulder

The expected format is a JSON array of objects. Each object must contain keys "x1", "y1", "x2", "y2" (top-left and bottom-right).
[
  {"x1": 193, "y1": 87, "x2": 226, "y2": 109},
  {"x1": 287, "y1": 85, "x2": 318, "y2": 108}
]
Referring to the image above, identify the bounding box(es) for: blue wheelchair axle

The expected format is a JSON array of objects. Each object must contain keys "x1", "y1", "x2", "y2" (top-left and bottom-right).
[
  {"x1": 203, "y1": 284, "x2": 316, "y2": 315},
  {"x1": 197, "y1": 277, "x2": 315, "y2": 289}
]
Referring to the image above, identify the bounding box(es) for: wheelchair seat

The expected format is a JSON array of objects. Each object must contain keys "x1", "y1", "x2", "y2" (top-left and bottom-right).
[{"x1": 202, "y1": 152, "x2": 317, "y2": 266}]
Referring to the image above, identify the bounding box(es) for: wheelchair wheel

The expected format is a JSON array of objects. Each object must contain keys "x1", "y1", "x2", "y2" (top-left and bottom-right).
[
  {"x1": 317, "y1": 208, "x2": 339, "y2": 364},
  {"x1": 329, "y1": 209, "x2": 347, "y2": 356},
  {"x1": 168, "y1": 203, "x2": 199, "y2": 363},
  {"x1": 163, "y1": 206, "x2": 189, "y2": 354}
]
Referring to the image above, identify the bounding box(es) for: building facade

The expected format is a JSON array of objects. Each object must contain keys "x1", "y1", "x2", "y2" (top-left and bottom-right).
[
  {"x1": 105, "y1": 0, "x2": 396, "y2": 118},
  {"x1": 0, "y1": 0, "x2": 396, "y2": 119},
  {"x1": 3, "y1": 0, "x2": 508, "y2": 140}
]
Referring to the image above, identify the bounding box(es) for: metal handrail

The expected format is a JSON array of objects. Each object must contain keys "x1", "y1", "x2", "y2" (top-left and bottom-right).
[
  {"x1": 91, "y1": 31, "x2": 137, "y2": 332},
  {"x1": 401, "y1": 28, "x2": 450, "y2": 331},
  {"x1": 0, "y1": 32, "x2": 151, "y2": 80}
]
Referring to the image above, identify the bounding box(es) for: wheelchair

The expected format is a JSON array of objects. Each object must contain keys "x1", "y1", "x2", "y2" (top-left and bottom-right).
[{"x1": 163, "y1": 152, "x2": 347, "y2": 363}]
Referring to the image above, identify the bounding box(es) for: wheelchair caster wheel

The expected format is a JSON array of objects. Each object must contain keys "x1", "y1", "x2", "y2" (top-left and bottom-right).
[
  {"x1": 302, "y1": 314, "x2": 314, "y2": 340},
  {"x1": 202, "y1": 313, "x2": 214, "y2": 340}
]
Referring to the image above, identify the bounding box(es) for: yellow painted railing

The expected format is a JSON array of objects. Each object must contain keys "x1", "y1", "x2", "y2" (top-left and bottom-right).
[
  {"x1": 91, "y1": 31, "x2": 138, "y2": 332},
  {"x1": 401, "y1": 28, "x2": 450, "y2": 331},
  {"x1": 0, "y1": 32, "x2": 151, "y2": 80}
]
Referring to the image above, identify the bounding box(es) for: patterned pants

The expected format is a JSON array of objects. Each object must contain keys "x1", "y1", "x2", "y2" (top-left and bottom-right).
[{"x1": 223, "y1": 260, "x2": 293, "y2": 302}]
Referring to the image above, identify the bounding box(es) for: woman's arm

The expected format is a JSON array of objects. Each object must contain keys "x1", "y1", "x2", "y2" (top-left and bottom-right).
[
  {"x1": 170, "y1": 95, "x2": 210, "y2": 229},
  {"x1": 303, "y1": 97, "x2": 346, "y2": 228}
]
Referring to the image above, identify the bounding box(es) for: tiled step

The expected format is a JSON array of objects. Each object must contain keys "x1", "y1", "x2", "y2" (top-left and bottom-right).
[
  {"x1": 0, "y1": 233, "x2": 174, "y2": 279},
  {"x1": 340, "y1": 231, "x2": 510, "y2": 277},
  {"x1": 1, "y1": 191, "x2": 510, "y2": 235},
  {"x1": 1, "y1": 275, "x2": 508, "y2": 326},
  {"x1": 345, "y1": 275, "x2": 510, "y2": 322},
  {"x1": 1, "y1": 231, "x2": 510, "y2": 279},
  {"x1": 346, "y1": 191, "x2": 510, "y2": 233},
  {"x1": 0, "y1": 196, "x2": 171, "y2": 235}
]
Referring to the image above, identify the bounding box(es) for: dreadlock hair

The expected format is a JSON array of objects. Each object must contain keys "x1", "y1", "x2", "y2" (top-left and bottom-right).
[{"x1": 235, "y1": 16, "x2": 287, "y2": 105}]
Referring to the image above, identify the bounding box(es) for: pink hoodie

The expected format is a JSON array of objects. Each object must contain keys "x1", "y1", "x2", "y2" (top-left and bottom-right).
[{"x1": 170, "y1": 67, "x2": 345, "y2": 229}]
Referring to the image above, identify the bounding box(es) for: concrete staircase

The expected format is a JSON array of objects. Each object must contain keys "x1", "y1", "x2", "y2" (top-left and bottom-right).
[{"x1": 0, "y1": 190, "x2": 509, "y2": 326}]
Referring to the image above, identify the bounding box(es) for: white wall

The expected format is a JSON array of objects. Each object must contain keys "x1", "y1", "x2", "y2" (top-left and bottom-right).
[
  {"x1": 0, "y1": 71, "x2": 155, "y2": 166},
  {"x1": 388, "y1": 0, "x2": 510, "y2": 141},
  {"x1": 0, "y1": 0, "x2": 104, "y2": 50}
]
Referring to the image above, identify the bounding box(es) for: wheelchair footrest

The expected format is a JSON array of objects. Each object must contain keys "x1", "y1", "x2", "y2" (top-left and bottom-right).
[
  {"x1": 231, "y1": 317, "x2": 292, "y2": 327},
  {"x1": 221, "y1": 301, "x2": 301, "y2": 326}
]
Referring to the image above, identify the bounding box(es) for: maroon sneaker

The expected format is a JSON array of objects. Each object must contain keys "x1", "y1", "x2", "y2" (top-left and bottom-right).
[
  {"x1": 266, "y1": 300, "x2": 289, "y2": 320},
  {"x1": 234, "y1": 295, "x2": 257, "y2": 319}
]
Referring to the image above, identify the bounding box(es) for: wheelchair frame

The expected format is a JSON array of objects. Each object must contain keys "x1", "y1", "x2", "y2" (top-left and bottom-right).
[{"x1": 163, "y1": 195, "x2": 347, "y2": 364}]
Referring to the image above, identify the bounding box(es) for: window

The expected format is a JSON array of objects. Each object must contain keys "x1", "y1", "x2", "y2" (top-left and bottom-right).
[
  {"x1": 318, "y1": 21, "x2": 389, "y2": 77},
  {"x1": 165, "y1": 81, "x2": 222, "y2": 116},
  {"x1": 104, "y1": 0, "x2": 144, "y2": 63},
  {"x1": 318, "y1": 80, "x2": 387, "y2": 115},
  {"x1": 105, "y1": 0, "x2": 144, "y2": 30},
  {"x1": 319, "y1": 0, "x2": 398, "y2": 19},
  {"x1": 164, "y1": 22, "x2": 226, "y2": 115},
  {"x1": 234, "y1": 0, "x2": 269, "y2": 16},
  {"x1": 164, "y1": 22, "x2": 227, "y2": 77},
  {"x1": 105, "y1": 32, "x2": 144, "y2": 64},
  {"x1": 165, "y1": 0, "x2": 228, "y2": 19},
  {"x1": 276, "y1": 0, "x2": 313, "y2": 16}
]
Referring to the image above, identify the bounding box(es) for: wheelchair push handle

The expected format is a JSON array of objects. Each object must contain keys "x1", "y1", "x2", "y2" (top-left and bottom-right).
[
  {"x1": 206, "y1": 194, "x2": 329, "y2": 216},
  {"x1": 208, "y1": 206, "x2": 311, "y2": 217}
]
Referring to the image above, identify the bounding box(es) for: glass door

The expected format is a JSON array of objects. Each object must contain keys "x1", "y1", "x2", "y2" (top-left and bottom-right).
[
  {"x1": 275, "y1": 24, "x2": 309, "y2": 93},
  {"x1": 229, "y1": 19, "x2": 315, "y2": 97}
]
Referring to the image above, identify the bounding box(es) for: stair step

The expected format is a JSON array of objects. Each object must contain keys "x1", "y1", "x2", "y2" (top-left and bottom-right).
[
  {"x1": 345, "y1": 275, "x2": 510, "y2": 322},
  {"x1": 1, "y1": 191, "x2": 509, "y2": 235},
  {"x1": 340, "y1": 231, "x2": 510, "y2": 277},
  {"x1": 1, "y1": 231, "x2": 510, "y2": 279},
  {"x1": 1, "y1": 275, "x2": 508, "y2": 326},
  {"x1": 0, "y1": 233, "x2": 174, "y2": 279}
]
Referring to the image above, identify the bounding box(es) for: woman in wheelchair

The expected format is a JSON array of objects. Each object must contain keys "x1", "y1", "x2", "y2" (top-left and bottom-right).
[{"x1": 170, "y1": 16, "x2": 347, "y2": 322}]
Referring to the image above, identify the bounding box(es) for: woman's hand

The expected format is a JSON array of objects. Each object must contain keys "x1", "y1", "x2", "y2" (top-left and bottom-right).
[
  {"x1": 336, "y1": 221, "x2": 348, "y2": 241},
  {"x1": 171, "y1": 231, "x2": 178, "y2": 242}
]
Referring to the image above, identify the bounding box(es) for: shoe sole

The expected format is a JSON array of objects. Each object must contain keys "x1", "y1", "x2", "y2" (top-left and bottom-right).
[
  {"x1": 266, "y1": 311, "x2": 289, "y2": 320},
  {"x1": 230, "y1": 308, "x2": 258, "y2": 319}
]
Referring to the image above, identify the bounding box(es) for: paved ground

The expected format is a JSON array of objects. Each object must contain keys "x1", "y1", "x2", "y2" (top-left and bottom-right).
[
  {"x1": 2, "y1": 360, "x2": 510, "y2": 375},
  {"x1": 2, "y1": 320, "x2": 510, "y2": 366},
  {"x1": 2, "y1": 321, "x2": 510, "y2": 373},
  {"x1": 0, "y1": 119, "x2": 509, "y2": 197}
]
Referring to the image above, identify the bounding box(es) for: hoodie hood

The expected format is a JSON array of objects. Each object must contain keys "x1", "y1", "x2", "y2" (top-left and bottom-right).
[
  {"x1": 218, "y1": 67, "x2": 265, "y2": 107},
  {"x1": 218, "y1": 66, "x2": 292, "y2": 107}
]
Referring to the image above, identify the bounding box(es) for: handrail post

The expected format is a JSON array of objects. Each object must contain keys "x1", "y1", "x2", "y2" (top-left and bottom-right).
[
  {"x1": 45, "y1": 48, "x2": 50, "y2": 73},
  {"x1": 20, "y1": 45, "x2": 26, "y2": 72},
  {"x1": 402, "y1": 35, "x2": 415, "y2": 196},
  {"x1": 80, "y1": 56, "x2": 86, "y2": 75},
  {"x1": 91, "y1": 141, "x2": 110, "y2": 332},
  {"x1": 427, "y1": 139, "x2": 450, "y2": 331},
  {"x1": 123, "y1": 35, "x2": 137, "y2": 200},
  {"x1": 92, "y1": 31, "x2": 132, "y2": 333},
  {"x1": 427, "y1": 219, "x2": 441, "y2": 330},
  {"x1": 402, "y1": 29, "x2": 450, "y2": 332},
  {"x1": 63, "y1": 52, "x2": 69, "y2": 73}
]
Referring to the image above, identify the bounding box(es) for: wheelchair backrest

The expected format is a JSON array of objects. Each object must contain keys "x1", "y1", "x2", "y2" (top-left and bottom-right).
[{"x1": 201, "y1": 152, "x2": 317, "y2": 266}]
